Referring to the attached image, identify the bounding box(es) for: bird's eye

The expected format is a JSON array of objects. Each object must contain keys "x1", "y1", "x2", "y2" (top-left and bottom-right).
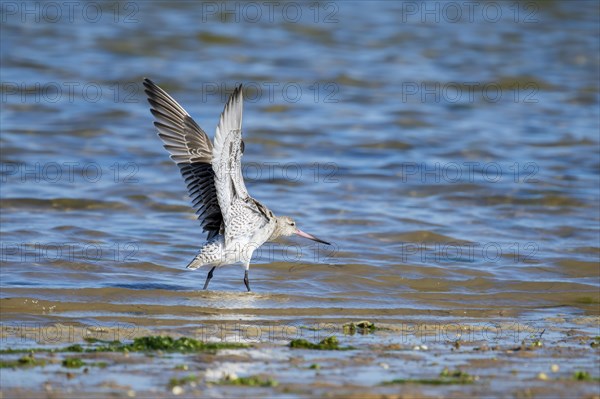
[{"x1": 291, "y1": 222, "x2": 295, "y2": 226}]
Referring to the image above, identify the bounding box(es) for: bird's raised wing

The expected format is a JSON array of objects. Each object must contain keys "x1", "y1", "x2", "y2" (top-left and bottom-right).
[
  {"x1": 143, "y1": 78, "x2": 223, "y2": 239},
  {"x1": 211, "y1": 85, "x2": 250, "y2": 228}
]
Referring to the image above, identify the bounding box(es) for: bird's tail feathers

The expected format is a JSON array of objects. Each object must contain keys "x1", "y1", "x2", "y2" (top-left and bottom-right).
[{"x1": 186, "y1": 256, "x2": 207, "y2": 270}]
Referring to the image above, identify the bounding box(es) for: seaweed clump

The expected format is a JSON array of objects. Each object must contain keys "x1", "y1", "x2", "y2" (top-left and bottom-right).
[
  {"x1": 91, "y1": 336, "x2": 249, "y2": 353},
  {"x1": 382, "y1": 368, "x2": 477, "y2": 385},
  {"x1": 289, "y1": 336, "x2": 353, "y2": 350},
  {"x1": 0, "y1": 354, "x2": 46, "y2": 368},
  {"x1": 219, "y1": 374, "x2": 279, "y2": 387},
  {"x1": 343, "y1": 321, "x2": 377, "y2": 335}
]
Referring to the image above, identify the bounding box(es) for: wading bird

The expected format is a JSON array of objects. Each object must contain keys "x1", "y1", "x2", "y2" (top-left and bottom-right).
[{"x1": 143, "y1": 79, "x2": 330, "y2": 292}]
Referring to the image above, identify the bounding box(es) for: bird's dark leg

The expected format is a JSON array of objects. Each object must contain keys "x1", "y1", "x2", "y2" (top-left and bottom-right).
[
  {"x1": 203, "y1": 266, "x2": 216, "y2": 290},
  {"x1": 243, "y1": 269, "x2": 251, "y2": 292}
]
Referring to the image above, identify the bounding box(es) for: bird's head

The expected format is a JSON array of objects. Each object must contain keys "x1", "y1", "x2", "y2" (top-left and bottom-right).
[{"x1": 274, "y1": 216, "x2": 330, "y2": 245}]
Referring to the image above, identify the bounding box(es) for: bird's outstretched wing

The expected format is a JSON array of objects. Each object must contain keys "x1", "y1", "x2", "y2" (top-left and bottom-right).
[
  {"x1": 143, "y1": 78, "x2": 223, "y2": 239},
  {"x1": 211, "y1": 85, "x2": 251, "y2": 230}
]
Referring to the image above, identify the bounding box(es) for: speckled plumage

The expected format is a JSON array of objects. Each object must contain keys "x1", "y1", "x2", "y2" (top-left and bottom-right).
[
  {"x1": 186, "y1": 198, "x2": 276, "y2": 270},
  {"x1": 144, "y1": 79, "x2": 330, "y2": 291}
]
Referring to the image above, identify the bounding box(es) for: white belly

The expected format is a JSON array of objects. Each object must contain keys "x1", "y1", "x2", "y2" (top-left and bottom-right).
[{"x1": 186, "y1": 221, "x2": 275, "y2": 270}]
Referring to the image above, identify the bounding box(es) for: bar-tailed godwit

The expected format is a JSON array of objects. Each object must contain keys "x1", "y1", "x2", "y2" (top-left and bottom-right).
[{"x1": 143, "y1": 79, "x2": 330, "y2": 292}]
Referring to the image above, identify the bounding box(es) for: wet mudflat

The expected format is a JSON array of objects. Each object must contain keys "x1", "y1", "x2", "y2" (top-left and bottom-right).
[{"x1": 0, "y1": 317, "x2": 599, "y2": 398}]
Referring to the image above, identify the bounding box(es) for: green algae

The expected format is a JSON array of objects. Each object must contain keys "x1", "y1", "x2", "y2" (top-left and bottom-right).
[
  {"x1": 383, "y1": 368, "x2": 476, "y2": 386},
  {"x1": 289, "y1": 336, "x2": 354, "y2": 350},
  {"x1": 439, "y1": 368, "x2": 475, "y2": 382},
  {"x1": 218, "y1": 375, "x2": 279, "y2": 387},
  {"x1": 88, "y1": 340, "x2": 125, "y2": 352},
  {"x1": 0, "y1": 354, "x2": 46, "y2": 368},
  {"x1": 62, "y1": 356, "x2": 107, "y2": 369},
  {"x1": 300, "y1": 325, "x2": 322, "y2": 332},
  {"x1": 62, "y1": 357, "x2": 85, "y2": 368},
  {"x1": 0, "y1": 336, "x2": 249, "y2": 356},
  {"x1": 118, "y1": 336, "x2": 248, "y2": 353},
  {"x1": 0, "y1": 348, "x2": 35, "y2": 354},
  {"x1": 530, "y1": 339, "x2": 543, "y2": 349},
  {"x1": 65, "y1": 344, "x2": 85, "y2": 352},
  {"x1": 573, "y1": 371, "x2": 600, "y2": 382},
  {"x1": 84, "y1": 337, "x2": 120, "y2": 344},
  {"x1": 382, "y1": 378, "x2": 472, "y2": 385},
  {"x1": 0, "y1": 343, "x2": 84, "y2": 354},
  {"x1": 168, "y1": 374, "x2": 200, "y2": 388},
  {"x1": 343, "y1": 321, "x2": 377, "y2": 335}
]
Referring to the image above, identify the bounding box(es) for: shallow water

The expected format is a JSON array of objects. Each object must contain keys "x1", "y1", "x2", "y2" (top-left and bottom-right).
[{"x1": 1, "y1": 0, "x2": 599, "y2": 385}]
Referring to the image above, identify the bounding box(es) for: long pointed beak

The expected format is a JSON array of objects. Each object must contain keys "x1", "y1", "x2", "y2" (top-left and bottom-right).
[{"x1": 295, "y1": 228, "x2": 331, "y2": 245}]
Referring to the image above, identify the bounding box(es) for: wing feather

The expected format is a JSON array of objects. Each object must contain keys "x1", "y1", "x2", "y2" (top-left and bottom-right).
[
  {"x1": 143, "y1": 78, "x2": 223, "y2": 239},
  {"x1": 212, "y1": 85, "x2": 250, "y2": 228}
]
